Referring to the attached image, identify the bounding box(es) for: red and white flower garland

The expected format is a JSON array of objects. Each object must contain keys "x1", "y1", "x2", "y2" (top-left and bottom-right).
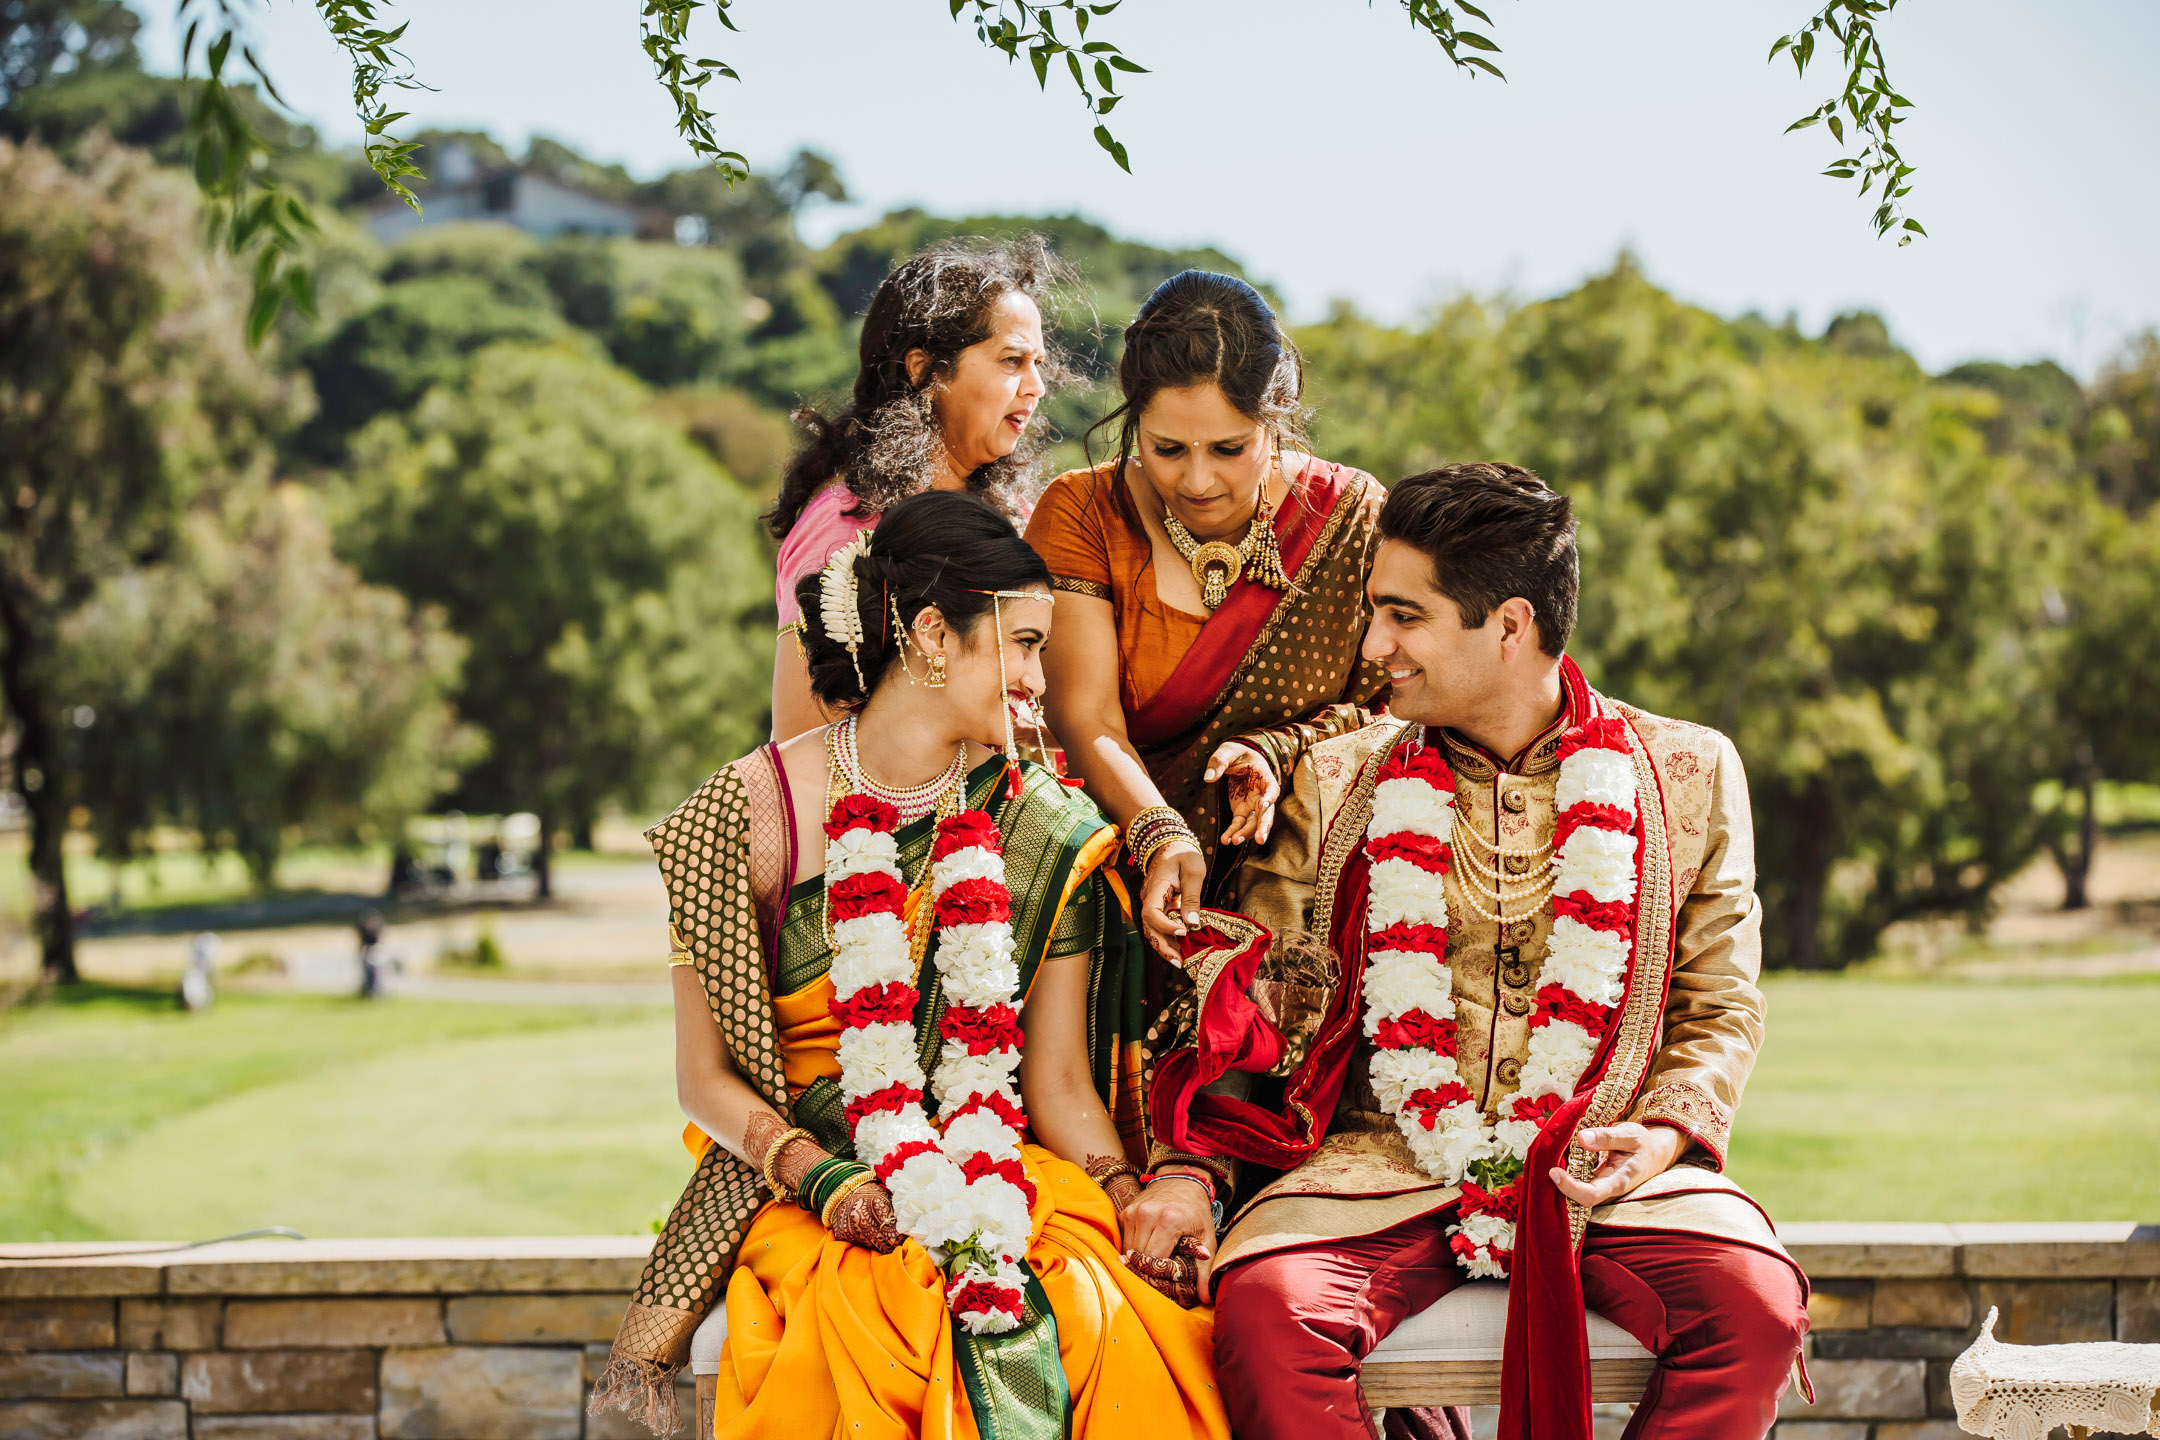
[
  {"x1": 1359, "y1": 715, "x2": 1641, "y2": 1278},
  {"x1": 824, "y1": 793, "x2": 1035, "y2": 1334}
]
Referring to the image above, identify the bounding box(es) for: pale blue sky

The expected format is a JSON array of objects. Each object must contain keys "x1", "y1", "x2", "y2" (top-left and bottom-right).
[{"x1": 134, "y1": 1, "x2": 2160, "y2": 376}]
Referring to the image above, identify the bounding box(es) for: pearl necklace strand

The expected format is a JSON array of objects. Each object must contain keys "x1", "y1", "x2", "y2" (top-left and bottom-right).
[{"x1": 832, "y1": 714, "x2": 967, "y2": 825}]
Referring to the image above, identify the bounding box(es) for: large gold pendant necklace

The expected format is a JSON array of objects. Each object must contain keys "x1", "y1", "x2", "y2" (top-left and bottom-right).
[{"x1": 1160, "y1": 467, "x2": 1292, "y2": 611}]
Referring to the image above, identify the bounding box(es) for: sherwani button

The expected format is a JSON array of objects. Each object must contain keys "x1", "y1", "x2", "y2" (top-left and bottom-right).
[
  {"x1": 1496, "y1": 1057, "x2": 1523, "y2": 1084},
  {"x1": 1502, "y1": 788, "x2": 1527, "y2": 813},
  {"x1": 1510, "y1": 921, "x2": 1536, "y2": 943},
  {"x1": 1505, "y1": 854, "x2": 1530, "y2": 874},
  {"x1": 1503, "y1": 994, "x2": 1532, "y2": 1017}
]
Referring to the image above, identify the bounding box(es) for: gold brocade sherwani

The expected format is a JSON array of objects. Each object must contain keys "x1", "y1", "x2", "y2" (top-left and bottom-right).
[{"x1": 1216, "y1": 691, "x2": 1789, "y2": 1273}]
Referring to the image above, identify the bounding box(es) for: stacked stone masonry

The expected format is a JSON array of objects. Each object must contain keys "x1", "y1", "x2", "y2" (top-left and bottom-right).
[{"x1": 1, "y1": 1226, "x2": 2153, "y2": 1438}]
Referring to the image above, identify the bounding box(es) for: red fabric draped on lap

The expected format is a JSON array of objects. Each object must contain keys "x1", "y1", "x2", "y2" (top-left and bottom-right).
[{"x1": 1126, "y1": 461, "x2": 1355, "y2": 750}]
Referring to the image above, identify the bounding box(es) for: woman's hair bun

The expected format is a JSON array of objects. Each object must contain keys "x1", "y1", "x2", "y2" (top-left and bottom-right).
[{"x1": 793, "y1": 490, "x2": 1052, "y2": 710}]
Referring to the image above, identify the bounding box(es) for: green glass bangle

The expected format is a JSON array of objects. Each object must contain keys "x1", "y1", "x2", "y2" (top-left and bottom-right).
[
  {"x1": 799, "y1": 1158, "x2": 871, "y2": 1217},
  {"x1": 794, "y1": 1158, "x2": 851, "y2": 1213}
]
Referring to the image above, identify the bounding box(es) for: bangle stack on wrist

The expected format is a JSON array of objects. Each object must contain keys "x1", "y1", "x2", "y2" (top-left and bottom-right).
[
  {"x1": 796, "y1": 1156, "x2": 877, "y2": 1228},
  {"x1": 1125, "y1": 805, "x2": 1199, "y2": 874},
  {"x1": 758, "y1": 1126, "x2": 819, "y2": 1200}
]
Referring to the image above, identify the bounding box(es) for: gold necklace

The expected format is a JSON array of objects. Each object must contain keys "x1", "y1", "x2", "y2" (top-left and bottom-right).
[
  {"x1": 831, "y1": 715, "x2": 967, "y2": 823},
  {"x1": 1159, "y1": 462, "x2": 1292, "y2": 611}
]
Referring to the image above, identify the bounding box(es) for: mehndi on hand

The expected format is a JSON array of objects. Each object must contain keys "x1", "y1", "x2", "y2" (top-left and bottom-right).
[
  {"x1": 1124, "y1": 1236, "x2": 1207, "y2": 1309},
  {"x1": 827, "y1": 1180, "x2": 903, "y2": 1254}
]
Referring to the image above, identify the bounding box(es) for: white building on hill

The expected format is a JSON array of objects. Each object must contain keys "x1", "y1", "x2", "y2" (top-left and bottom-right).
[{"x1": 362, "y1": 141, "x2": 641, "y2": 245}]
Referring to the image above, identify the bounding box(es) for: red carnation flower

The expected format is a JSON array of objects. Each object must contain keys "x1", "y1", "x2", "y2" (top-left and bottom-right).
[
  {"x1": 873, "y1": 1137, "x2": 943, "y2": 1183},
  {"x1": 961, "y1": 1152, "x2": 1038, "y2": 1209},
  {"x1": 931, "y1": 811, "x2": 1003, "y2": 862},
  {"x1": 1507, "y1": 1090, "x2": 1565, "y2": 1126},
  {"x1": 940, "y1": 1002, "x2": 1024, "y2": 1056},
  {"x1": 1402, "y1": 1082, "x2": 1475, "y2": 1129},
  {"x1": 1554, "y1": 802, "x2": 1637, "y2": 851},
  {"x1": 1382, "y1": 745, "x2": 1456, "y2": 791},
  {"x1": 1557, "y1": 715, "x2": 1632, "y2": 762},
  {"x1": 826, "y1": 794, "x2": 900, "y2": 840},
  {"x1": 1366, "y1": 831, "x2": 1453, "y2": 873},
  {"x1": 947, "y1": 1281, "x2": 1025, "y2": 1325},
  {"x1": 1457, "y1": 1178, "x2": 1520, "y2": 1222},
  {"x1": 828, "y1": 871, "x2": 907, "y2": 923},
  {"x1": 830, "y1": 981, "x2": 920, "y2": 1029},
  {"x1": 843, "y1": 1082, "x2": 924, "y2": 1133},
  {"x1": 1532, "y1": 982, "x2": 1614, "y2": 1038},
  {"x1": 1371, "y1": 921, "x2": 1449, "y2": 958},
  {"x1": 1375, "y1": 1008, "x2": 1459, "y2": 1053},
  {"x1": 1551, "y1": 891, "x2": 1635, "y2": 940},
  {"x1": 944, "y1": 1090, "x2": 1027, "y2": 1133},
  {"x1": 935, "y1": 877, "x2": 1011, "y2": 927}
]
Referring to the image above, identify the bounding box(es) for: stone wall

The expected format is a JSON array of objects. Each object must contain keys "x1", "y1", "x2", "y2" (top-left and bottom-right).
[{"x1": 2, "y1": 1224, "x2": 2154, "y2": 1439}]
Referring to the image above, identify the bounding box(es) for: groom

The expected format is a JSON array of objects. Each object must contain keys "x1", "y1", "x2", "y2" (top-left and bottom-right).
[{"x1": 1155, "y1": 464, "x2": 1809, "y2": 1440}]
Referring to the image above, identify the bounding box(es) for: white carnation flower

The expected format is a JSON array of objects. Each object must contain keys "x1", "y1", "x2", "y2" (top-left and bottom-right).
[
  {"x1": 1554, "y1": 826, "x2": 1639, "y2": 905},
  {"x1": 931, "y1": 846, "x2": 1005, "y2": 892},
  {"x1": 888, "y1": 1151, "x2": 973, "y2": 1246},
  {"x1": 1457, "y1": 1244, "x2": 1509, "y2": 1280},
  {"x1": 1367, "y1": 1046, "x2": 1457, "y2": 1113},
  {"x1": 851, "y1": 1106, "x2": 938, "y2": 1167},
  {"x1": 1361, "y1": 949, "x2": 1454, "y2": 1030},
  {"x1": 825, "y1": 828, "x2": 902, "y2": 883},
  {"x1": 1555, "y1": 747, "x2": 1637, "y2": 817},
  {"x1": 1493, "y1": 1116, "x2": 1543, "y2": 1159},
  {"x1": 1517, "y1": 1021, "x2": 1597, "y2": 1101},
  {"x1": 1370, "y1": 777, "x2": 1454, "y2": 838},
  {"x1": 939, "y1": 1107, "x2": 1021, "y2": 1163},
  {"x1": 936, "y1": 922, "x2": 1019, "y2": 1008},
  {"x1": 828, "y1": 914, "x2": 912, "y2": 996},
  {"x1": 1542, "y1": 917, "x2": 1628, "y2": 1006},
  {"x1": 1367, "y1": 858, "x2": 1449, "y2": 931},
  {"x1": 962, "y1": 1178, "x2": 1036, "y2": 1258},
  {"x1": 1403, "y1": 1107, "x2": 1498, "y2": 1184},
  {"x1": 835, "y1": 1023, "x2": 924, "y2": 1099},
  {"x1": 1455, "y1": 1210, "x2": 1514, "y2": 1247},
  {"x1": 932, "y1": 1050, "x2": 1021, "y2": 1108}
]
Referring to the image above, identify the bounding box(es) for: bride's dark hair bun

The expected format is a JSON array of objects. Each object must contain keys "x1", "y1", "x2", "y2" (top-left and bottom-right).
[{"x1": 794, "y1": 490, "x2": 1052, "y2": 709}]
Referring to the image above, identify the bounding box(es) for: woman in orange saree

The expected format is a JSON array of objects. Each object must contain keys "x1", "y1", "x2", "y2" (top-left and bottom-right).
[
  {"x1": 1026, "y1": 272, "x2": 1389, "y2": 960},
  {"x1": 591, "y1": 492, "x2": 1227, "y2": 1440}
]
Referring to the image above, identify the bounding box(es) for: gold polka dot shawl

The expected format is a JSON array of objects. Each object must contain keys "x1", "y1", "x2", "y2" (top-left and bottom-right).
[{"x1": 590, "y1": 751, "x2": 1141, "y2": 1435}]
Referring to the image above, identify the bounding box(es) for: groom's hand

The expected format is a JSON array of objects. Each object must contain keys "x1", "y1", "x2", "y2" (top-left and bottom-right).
[{"x1": 1549, "y1": 1122, "x2": 1686, "y2": 1207}]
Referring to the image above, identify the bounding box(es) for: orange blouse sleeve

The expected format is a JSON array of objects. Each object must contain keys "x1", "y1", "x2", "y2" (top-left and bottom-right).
[{"x1": 1024, "y1": 468, "x2": 1113, "y2": 601}]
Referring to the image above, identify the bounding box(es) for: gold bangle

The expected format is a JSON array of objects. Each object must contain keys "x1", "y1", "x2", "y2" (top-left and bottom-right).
[
  {"x1": 759, "y1": 1126, "x2": 819, "y2": 1200},
  {"x1": 1135, "y1": 829, "x2": 1198, "y2": 876},
  {"x1": 819, "y1": 1170, "x2": 878, "y2": 1229}
]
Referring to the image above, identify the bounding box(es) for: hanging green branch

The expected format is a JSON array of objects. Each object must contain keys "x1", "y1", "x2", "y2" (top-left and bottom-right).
[
  {"x1": 947, "y1": 1, "x2": 1147, "y2": 173},
  {"x1": 638, "y1": 0, "x2": 748, "y2": 185},
  {"x1": 1773, "y1": 0, "x2": 1924, "y2": 245},
  {"x1": 175, "y1": 0, "x2": 316, "y2": 342},
  {"x1": 315, "y1": 0, "x2": 429, "y2": 210},
  {"x1": 177, "y1": 0, "x2": 428, "y2": 340},
  {"x1": 1396, "y1": 1, "x2": 1506, "y2": 81}
]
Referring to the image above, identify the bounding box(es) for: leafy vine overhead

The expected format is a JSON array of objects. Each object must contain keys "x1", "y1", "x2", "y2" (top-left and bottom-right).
[{"x1": 176, "y1": 0, "x2": 1918, "y2": 343}]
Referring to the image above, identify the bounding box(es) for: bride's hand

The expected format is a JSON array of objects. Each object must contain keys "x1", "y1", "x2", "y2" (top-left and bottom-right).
[
  {"x1": 1206, "y1": 741, "x2": 1279, "y2": 848},
  {"x1": 827, "y1": 1181, "x2": 903, "y2": 1254},
  {"x1": 1116, "y1": 1175, "x2": 1215, "y2": 1306}
]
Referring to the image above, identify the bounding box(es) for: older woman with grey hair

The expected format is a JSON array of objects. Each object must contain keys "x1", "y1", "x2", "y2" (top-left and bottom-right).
[{"x1": 765, "y1": 237, "x2": 1070, "y2": 741}]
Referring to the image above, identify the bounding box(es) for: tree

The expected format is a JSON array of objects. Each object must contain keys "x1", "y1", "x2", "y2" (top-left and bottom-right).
[
  {"x1": 1302, "y1": 261, "x2": 2075, "y2": 968},
  {"x1": 58, "y1": 482, "x2": 478, "y2": 885},
  {"x1": 2081, "y1": 333, "x2": 2160, "y2": 515},
  {"x1": 0, "y1": 137, "x2": 306, "y2": 981},
  {"x1": 333, "y1": 341, "x2": 770, "y2": 895},
  {"x1": 0, "y1": 0, "x2": 139, "y2": 106}
]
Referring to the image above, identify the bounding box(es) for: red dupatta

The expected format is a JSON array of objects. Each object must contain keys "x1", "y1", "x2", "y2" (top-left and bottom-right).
[{"x1": 1125, "y1": 460, "x2": 1358, "y2": 750}]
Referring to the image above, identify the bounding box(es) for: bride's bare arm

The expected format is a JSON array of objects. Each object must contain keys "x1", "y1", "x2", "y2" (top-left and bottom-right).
[
  {"x1": 1018, "y1": 951, "x2": 1214, "y2": 1296},
  {"x1": 671, "y1": 966, "x2": 900, "y2": 1251}
]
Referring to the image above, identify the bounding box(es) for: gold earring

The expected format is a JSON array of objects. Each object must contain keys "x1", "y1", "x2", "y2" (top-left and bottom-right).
[{"x1": 926, "y1": 653, "x2": 948, "y2": 688}]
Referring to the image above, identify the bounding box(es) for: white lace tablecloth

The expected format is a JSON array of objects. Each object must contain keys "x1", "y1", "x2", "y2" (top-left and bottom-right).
[{"x1": 1950, "y1": 1306, "x2": 2160, "y2": 1440}]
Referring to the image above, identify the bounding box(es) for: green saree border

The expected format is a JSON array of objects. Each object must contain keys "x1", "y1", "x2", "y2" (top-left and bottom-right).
[{"x1": 952, "y1": 1261, "x2": 1070, "y2": 1440}]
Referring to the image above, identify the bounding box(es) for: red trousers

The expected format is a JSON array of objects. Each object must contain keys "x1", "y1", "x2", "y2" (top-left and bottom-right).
[{"x1": 1213, "y1": 1211, "x2": 1807, "y2": 1440}]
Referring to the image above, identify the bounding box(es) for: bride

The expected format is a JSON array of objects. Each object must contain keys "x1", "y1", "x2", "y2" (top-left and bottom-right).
[{"x1": 593, "y1": 489, "x2": 1227, "y2": 1440}]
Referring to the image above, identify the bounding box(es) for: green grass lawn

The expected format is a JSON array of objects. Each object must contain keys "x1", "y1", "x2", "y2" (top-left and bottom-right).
[{"x1": 2, "y1": 974, "x2": 2154, "y2": 1242}]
